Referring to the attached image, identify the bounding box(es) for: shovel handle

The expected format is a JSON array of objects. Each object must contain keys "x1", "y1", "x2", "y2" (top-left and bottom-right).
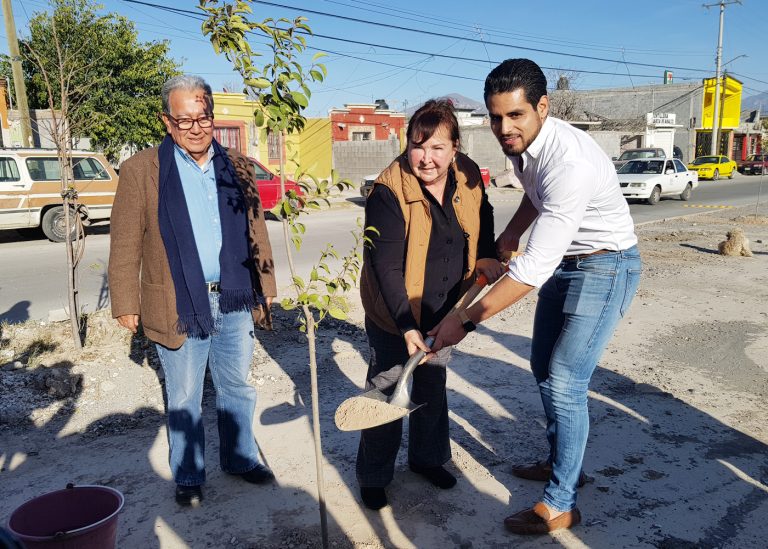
[{"x1": 387, "y1": 275, "x2": 489, "y2": 408}]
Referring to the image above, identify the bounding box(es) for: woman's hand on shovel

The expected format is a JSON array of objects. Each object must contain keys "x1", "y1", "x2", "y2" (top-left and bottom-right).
[{"x1": 403, "y1": 329, "x2": 433, "y2": 364}]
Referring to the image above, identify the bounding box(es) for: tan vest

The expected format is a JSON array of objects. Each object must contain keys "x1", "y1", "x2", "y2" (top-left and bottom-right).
[{"x1": 360, "y1": 152, "x2": 485, "y2": 335}]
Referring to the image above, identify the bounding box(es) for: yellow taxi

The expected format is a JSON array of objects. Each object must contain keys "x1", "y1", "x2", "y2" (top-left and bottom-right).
[{"x1": 687, "y1": 155, "x2": 737, "y2": 180}]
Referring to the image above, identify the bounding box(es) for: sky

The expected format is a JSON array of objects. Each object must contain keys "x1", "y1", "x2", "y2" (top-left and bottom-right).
[{"x1": 4, "y1": 0, "x2": 768, "y2": 116}]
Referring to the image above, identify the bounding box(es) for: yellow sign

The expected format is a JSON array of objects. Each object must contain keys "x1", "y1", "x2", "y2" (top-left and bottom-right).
[{"x1": 701, "y1": 75, "x2": 742, "y2": 129}]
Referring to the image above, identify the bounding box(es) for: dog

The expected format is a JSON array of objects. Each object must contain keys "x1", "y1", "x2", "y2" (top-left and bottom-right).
[{"x1": 718, "y1": 227, "x2": 753, "y2": 257}]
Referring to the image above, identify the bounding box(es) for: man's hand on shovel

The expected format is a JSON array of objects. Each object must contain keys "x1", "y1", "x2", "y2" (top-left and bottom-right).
[
  {"x1": 428, "y1": 251, "x2": 521, "y2": 352},
  {"x1": 427, "y1": 313, "x2": 467, "y2": 353}
]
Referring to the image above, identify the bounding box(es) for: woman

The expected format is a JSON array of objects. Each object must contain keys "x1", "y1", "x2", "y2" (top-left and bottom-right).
[{"x1": 357, "y1": 99, "x2": 503, "y2": 510}]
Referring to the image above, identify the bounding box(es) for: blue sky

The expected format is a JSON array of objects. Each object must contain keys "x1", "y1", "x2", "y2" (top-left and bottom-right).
[{"x1": 5, "y1": 0, "x2": 768, "y2": 116}]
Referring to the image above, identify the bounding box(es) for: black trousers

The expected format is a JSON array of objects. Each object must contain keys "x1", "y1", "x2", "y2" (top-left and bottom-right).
[{"x1": 356, "y1": 317, "x2": 451, "y2": 488}]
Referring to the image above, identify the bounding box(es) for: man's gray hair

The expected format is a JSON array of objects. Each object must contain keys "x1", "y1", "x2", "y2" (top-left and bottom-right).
[{"x1": 161, "y1": 75, "x2": 214, "y2": 114}]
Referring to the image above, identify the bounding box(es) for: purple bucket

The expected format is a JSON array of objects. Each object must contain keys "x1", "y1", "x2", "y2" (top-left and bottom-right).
[{"x1": 7, "y1": 484, "x2": 124, "y2": 549}]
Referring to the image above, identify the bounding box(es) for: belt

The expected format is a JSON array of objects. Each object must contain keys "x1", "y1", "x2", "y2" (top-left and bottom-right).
[
  {"x1": 206, "y1": 281, "x2": 221, "y2": 293},
  {"x1": 562, "y1": 249, "x2": 612, "y2": 262}
]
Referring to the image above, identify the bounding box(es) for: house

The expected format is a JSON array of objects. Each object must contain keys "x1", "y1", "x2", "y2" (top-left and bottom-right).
[
  {"x1": 329, "y1": 100, "x2": 405, "y2": 142},
  {"x1": 212, "y1": 91, "x2": 332, "y2": 180}
]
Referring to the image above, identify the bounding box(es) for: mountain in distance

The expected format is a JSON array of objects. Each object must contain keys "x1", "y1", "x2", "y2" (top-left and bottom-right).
[
  {"x1": 742, "y1": 91, "x2": 768, "y2": 113},
  {"x1": 405, "y1": 93, "x2": 485, "y2": 116}
]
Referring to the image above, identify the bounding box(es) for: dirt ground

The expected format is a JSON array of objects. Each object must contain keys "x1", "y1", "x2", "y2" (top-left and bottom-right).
[{"x1": 2, "y1": 203, "x2": 768, "y2": 548}]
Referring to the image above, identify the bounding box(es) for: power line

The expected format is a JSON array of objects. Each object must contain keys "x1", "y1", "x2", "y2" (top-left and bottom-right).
[
  {"x1": 121, "y1": 0, "x2": 710, "y2": 76},
  {"x1": 120, "y1": 0, "x2": 768, "y2": 95},
  {"x1": 323, "y1": 0, "x2": 711, "y2": 57},
  {"x1": 118, "y1": 0, "x2": 701, "y2": 83},
  {"x1": 249, "y1": 0, "x2": 711, "y2": 73}
]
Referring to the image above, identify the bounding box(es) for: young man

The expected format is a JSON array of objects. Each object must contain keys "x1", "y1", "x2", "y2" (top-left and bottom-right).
[
  {"x1": 109, "y1": 75, "x2": 277, "y2": 507},
  {"x1": 429, "y1": 58, "x2": 641, "y2": 534}
]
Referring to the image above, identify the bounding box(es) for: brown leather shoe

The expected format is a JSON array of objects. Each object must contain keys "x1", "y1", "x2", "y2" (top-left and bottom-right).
[
  {"x1": 504, "y1": 502, "x2": 581, "y2": 535},
  {"x1": 511, "y1": 460, "x2": 587, "y2": 487}
]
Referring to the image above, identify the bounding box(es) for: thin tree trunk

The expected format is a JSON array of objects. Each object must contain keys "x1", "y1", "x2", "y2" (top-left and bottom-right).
[
  {"x1": 304, "y1": 309, "x2": 328, "y2": 549},
  {"x1": 60, "y1": 147, "x2": 81, "y2": 349},
  {"x1": 277, "y1": 129, "x2": 329, "y2": 548}
]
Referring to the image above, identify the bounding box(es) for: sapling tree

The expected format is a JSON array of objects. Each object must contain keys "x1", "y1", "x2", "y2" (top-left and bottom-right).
[{"x1": 200, "y1": 2, "x2": 374, "y2": 546}]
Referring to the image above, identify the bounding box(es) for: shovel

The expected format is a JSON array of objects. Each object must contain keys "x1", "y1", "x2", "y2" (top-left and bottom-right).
[{"x1": 334, "y1": 273, "x2": 490, "y2": 432}]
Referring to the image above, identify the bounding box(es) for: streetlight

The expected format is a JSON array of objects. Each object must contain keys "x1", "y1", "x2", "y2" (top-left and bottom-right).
[{"x1": 705, "y1": 0, "x2": 741, "y2": 156}]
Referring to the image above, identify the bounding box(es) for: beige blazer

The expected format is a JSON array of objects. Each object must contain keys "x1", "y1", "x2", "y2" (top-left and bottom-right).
[{"x1": 108, "y1": 146, "x2": 277, "y2": 349}]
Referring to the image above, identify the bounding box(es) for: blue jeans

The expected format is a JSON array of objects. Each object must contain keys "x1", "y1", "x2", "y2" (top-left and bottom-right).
[
  {"x1": 155, "y1": 293, "x2": 259, "y2": 486},
  {"x1": 530, "y1": 245, "x2": 641, "y2": 511}
]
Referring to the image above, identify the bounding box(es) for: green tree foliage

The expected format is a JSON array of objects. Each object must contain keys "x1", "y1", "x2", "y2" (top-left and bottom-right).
[{"x1": 5, "y1": 0, "x2": 180, "y2": 162}]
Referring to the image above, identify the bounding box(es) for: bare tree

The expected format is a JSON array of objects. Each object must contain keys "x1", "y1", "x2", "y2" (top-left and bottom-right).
[
  {"x1": 23, "y1": 11, "x2": 108, "y2": 348},
  {"x1": 547, "y1": 70, "x2": 584, "y2": 121}
]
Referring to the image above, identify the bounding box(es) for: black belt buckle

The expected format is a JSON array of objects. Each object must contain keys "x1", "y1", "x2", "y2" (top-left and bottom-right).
[{"x1": 206, "y1": 281, "x2": 221, "y2": 293}]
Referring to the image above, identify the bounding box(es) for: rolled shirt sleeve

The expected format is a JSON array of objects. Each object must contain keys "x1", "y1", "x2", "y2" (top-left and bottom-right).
[{"x1": 506, "y1": 160, "x2": 596, "y2": 288}]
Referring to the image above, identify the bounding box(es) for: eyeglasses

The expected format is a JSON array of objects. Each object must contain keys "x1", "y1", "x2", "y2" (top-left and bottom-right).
[{"x1": 164, "y1": 113, "x2": 214, "y2": 131}]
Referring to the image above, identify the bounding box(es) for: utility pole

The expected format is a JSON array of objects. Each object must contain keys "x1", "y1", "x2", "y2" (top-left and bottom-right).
[
  {"x1": 2, "y1": 0, "x2": 33, "y2": 147},
  {"x1": 704, "y1": 0, "x2": 740, "y2": 156}
]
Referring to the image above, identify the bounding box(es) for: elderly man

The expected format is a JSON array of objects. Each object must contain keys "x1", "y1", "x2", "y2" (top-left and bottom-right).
[
  {"x1": 430, "y1": 59, "x2": 641, "y2": 534},
  {"x1": 109, "y1": 75, "x2": 277, "y2": 507}
]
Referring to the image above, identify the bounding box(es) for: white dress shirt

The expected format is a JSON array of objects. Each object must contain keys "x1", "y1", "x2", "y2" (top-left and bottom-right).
[{"x1": 507, "y1": 116, "x2": 638, "y2": 288}]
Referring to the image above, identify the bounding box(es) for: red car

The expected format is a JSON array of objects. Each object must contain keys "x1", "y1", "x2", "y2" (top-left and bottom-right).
[
  {"x1": 249, "y1": 158, "x2": 302, "y2": 210},
  {"x1": 737, "y1": 153, "x2": 768, "y2": 176}
]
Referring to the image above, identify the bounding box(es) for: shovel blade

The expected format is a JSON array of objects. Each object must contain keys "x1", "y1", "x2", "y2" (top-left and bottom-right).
[{"x1": 334, "y1": 388, "x2": 424, "y2": 431}]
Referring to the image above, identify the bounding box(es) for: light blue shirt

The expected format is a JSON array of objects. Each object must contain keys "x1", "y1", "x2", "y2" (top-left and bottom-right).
[{"x1": 173, "y1": 144, "x2": 222, "y2": 283}]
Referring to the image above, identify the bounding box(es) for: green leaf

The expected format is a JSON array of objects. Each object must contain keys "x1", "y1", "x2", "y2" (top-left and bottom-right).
[
  {"x1": 290, "y1": 91, "x2": 308, "y2": 108},
  {"x1": 312, "y1": 52, "x2": 327, "y2": 61},
  {"x1": 328, "y1": 307, "x2": 346, "y2": 320},
  {"x1": 246, "y1": 77, "x2": 270, "y2": 89},
  {"x1": 292, "y1": 275, "x2": 305, "y2": 289}
]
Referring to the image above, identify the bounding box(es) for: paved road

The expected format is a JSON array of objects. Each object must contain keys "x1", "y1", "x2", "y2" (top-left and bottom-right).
[{"x1": 1, "y1": 173, "x2": 765, "y2": 323}]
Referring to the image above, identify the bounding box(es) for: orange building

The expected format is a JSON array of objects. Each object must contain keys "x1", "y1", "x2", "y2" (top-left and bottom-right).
[{"x1": 329, "y1": 100, "x2": 405, "y2": 142}]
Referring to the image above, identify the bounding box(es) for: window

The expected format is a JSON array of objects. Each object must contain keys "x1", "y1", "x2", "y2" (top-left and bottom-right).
[
  {"x1": 673, "y1": 160, "x2": 687, "y2": 172},
  {"x1": 73, "y1": 157, "x2": 110, "y2": 180},
  {"x1": 250, "y1": 161, "x2": 272, "y2": 181},
  {"x1": 26, "y1": 157, "x2": 111, "y2": 181},
  {"x1": 213, "y1": 126, "x2": 241, "y2": 152},
  {"x1": 26, "y1": 158, "x2": 61, "y2": 181},
  {"x1": 0, "y1": 158, "x2": 20, "y2": 182},
  {"x1": 267, "y1": 132, "x2": 281, "y2": 161},
  {"x1": 351, "y1": 132, "x2": 372, "y2": 141}
]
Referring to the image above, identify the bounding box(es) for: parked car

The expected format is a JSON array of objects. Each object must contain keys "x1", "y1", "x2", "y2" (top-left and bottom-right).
[
  {"x1": 617, "y1": 157, "x2": 698, "y2": 205},
  {"x1": 612, "y1": 147, "x2": 666, "y2": 170},
  {"x1": 737, "y1": 153, "x2": 768, "y2": 175},
  {"x1": 360, "y1": 173, "x2": 377, "y2": 199},
  {"x1": 249, "y1": 158, "x2": 302, "y2": 211},
  {"x1": 687, "y1": 155, "x2": 737, "y2": 180},
  {"x1": 0, "y1": 148, "x2": 118, "y2": 242}
]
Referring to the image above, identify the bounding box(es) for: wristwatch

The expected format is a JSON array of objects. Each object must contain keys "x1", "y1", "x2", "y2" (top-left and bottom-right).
[{"x1": 458, "y1": 310, "x2": 476, "y2": 333}]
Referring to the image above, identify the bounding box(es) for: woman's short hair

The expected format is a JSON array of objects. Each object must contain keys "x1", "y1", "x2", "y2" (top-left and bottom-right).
[{"x1": 407, "y1": 99, "x2": 460, "y2": 146}]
